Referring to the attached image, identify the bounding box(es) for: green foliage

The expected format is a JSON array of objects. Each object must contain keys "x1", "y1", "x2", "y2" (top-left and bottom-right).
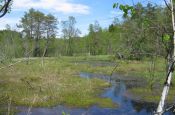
[
  {"x1": 87, "y1": 21, "x2": 104, "y2": 55},
  {"x1": 143, "y1": 18, "x2": 150, "y2": 27},
  {"x1": 109, "y1": 24, "x2": 115, "y2": 32},
  {"x1": 0, "y1": 29, "x2": 23, "y2": 62},
  {"x1": 113, "y1": 3, "x2": 135, "y2": 17},
  {"x1": 61, "y1": 16, "x2": 80, "y2": 56},
  {"x1": 62, "y1": 112, "x2": 70, "y2": 115},
  {"x1": 113, "y1": 3, "x2": 118, "y2": 8},
  {"x1": 112, "y1": 2, "x2": 172, "y2": 60},
  {"x1": 19, "y1": 8, "x2": 58, "y2": 57},
  {"x1": 163, "y1": 34, "x2": 170, "y2": 42},
  {"x1": 0, "y1": 3, "x2": 172, "y2": 60}
]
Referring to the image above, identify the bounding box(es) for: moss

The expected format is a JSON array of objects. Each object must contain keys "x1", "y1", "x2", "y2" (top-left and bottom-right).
[
  {"x1": 1, "y1": 56, "x2": 173, "y2": 109},
  {"x1": 0, "y1": 57, "x2": 116, "y2": 108}
]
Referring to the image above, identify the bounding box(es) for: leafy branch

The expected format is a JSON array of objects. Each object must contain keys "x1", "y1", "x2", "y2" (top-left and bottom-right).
[{"x1": 113, "y1": 3, "x2": 135, "y2": 17}]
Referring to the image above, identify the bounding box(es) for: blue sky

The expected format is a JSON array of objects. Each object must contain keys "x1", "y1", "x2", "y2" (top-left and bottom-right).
[{"x1": 0, "y1": 0, "x2": 166, "y2": 37}]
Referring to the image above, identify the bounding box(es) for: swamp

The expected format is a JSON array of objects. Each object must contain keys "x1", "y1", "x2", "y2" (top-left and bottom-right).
[
  {"x1": 0, "y1": 56, "x2": 175, "y2": 114},
  {"x1": 1, "y1": 0, "x2": 175, "y2": 115}
]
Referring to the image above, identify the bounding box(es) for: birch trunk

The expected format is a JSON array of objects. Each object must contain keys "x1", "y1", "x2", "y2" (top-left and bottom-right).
[{"x1": 155, "y1": 0, "x2": 175, "y2": 114}]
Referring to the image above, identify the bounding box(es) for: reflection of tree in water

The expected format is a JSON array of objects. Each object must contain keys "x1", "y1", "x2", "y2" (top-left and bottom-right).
[
  {"x1": 113, "y1": 82, "x2": 127, "y2": 98},
  {"x1": 113, "y1": 83, "x2": 120, "y2": 96},
  {"x1": 131, "y1": 100, "x2": 156, "y2": 113}
]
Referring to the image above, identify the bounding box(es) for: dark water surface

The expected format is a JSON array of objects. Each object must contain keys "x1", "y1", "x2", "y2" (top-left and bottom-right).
[{"x1": 17, "y1": 72, "x2": 174, "y2": 115}]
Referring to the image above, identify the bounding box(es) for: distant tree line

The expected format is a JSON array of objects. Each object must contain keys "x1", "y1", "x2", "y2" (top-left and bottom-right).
[{"x1": 0, "y1": 3, "x2": 172, "y2": 61}]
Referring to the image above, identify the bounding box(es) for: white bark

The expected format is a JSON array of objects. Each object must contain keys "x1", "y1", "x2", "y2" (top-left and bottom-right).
[{"x1": 155, "y1": 0, "x2": 175, "y2": 114}]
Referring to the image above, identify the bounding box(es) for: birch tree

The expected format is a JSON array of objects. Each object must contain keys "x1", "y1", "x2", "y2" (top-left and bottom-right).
[{"x1": 61, "y1": 16, "x2": 80, "y2": 56}]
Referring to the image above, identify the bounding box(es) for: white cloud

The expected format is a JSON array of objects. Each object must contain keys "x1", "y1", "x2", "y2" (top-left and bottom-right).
[{"x1": 13, "y1": 0, "x2": 90, "y2": 14}]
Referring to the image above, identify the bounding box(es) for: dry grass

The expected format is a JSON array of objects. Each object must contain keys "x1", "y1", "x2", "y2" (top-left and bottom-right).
[{"x1": 0, "y1": 57, "x2": 116, "y2": 110}]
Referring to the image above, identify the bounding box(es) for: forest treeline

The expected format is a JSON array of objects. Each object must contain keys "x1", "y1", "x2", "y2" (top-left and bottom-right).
[{"x1": 0, "y1": 3, "x2": 173, "y2": 61}]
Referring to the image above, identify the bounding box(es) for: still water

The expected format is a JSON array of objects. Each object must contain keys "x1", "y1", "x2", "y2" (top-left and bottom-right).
[{"x1": 17, "y1": 72, "x2": 173, "y2": 115}]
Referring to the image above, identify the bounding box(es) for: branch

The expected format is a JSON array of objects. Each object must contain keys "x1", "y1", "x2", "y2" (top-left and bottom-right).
[
  {"x1": 164, "y1": 0, "x2": 172, "y2": 12},
  {"x1": 0, "y1": 50, "x2": 32, "y2": 70},
  {"x1": 0, "y1": 58, "x2": 27, "y2": 70},
  {"x1": 0, "y1": 0, "x2": 12, "y2": 18}
]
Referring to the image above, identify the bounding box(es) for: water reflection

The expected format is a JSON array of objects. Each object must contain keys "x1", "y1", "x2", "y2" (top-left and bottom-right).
[
  {"x1": 101, "y1": 82, "x2": 154, "y2": 115},
  {"x1": 80, "y1": 72, "x2": 173, "y2": 115},
  {"x1": 17, "y1": 72, "x2": 173, "y2": 115},
  {"x1": 131, "y1": 101, "x2": 156, "y2": 113}
]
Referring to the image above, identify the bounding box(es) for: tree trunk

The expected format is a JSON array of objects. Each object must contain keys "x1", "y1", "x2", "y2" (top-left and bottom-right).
[
  {"x1": 33, "y1": 38, "x2": 40, "y2": 57},
  {"x1": 155, "y1": 0, "x2": 175, "y2": 114},
  {"x1": 41, "y1": 38, "x2": 49, "y2": 67}
]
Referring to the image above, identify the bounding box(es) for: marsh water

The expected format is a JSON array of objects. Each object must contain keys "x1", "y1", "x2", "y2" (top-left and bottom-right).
[{"x1": 16, "y1": 71, "x2": 174, "y2": 115}]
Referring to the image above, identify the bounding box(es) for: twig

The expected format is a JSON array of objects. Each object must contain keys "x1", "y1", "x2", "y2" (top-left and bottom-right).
[
  {"x1": 0, "y1": 0, "x2": 12, "y2": 18},
  {"x1": 164, "y1": 0, "x2": 172, "y2": 12},
  {"x1": 0, "y1": 50, "x2": 32, "y2": 70},
  {"x1": 27, "y1": 95, "x2": 37, "y2": 115},
  {"x1": 109, "y1": 62, "x2": 119, "y2": 84},
  {"x1": 0, "y1": 60, "x2": 23, "y2": 70},
  {"x1": 7, "y1": 97, "x2": 11, "y2": 115}
]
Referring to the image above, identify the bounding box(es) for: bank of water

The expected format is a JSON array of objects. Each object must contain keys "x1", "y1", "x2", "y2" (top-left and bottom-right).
[{"x1": 17, "y1": 72, "x2": 173, "y2": 115}]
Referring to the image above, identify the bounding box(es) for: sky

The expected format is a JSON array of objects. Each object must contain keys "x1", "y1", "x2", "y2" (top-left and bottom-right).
[{"x1": 0, "y1": 0, "x2": 166, "y2": 37}]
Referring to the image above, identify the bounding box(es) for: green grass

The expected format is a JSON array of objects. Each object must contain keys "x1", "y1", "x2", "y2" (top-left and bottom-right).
[
  {"x1": 66, "y1": 55, "x2": 175, "y2": 103},
  {"x1": 110, "y1": 58, "x2": 175, "y2": 103},
  {"x1": 127, "y1": 87, "x2": 175, "y2": 103},
  {"x1": 0, "y1": 56, "x2": 117, "y2": 109},
  {"x1": 1, "y1": 55, "x2": 175, "y2": 109}
]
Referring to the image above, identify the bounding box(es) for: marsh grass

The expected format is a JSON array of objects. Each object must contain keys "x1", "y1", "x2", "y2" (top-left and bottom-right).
[
  {"x1": 0, "y1": 57, "x2": 117, "y2": 112},
  {"x1": 1, "y1": 55, "x2": 175, "y2": 112},
  {"x1": 127, "y1": 86, "x2": 175, "y2": 103},
  {"x1": 70, "y1": 56, "x2": 175, "y2": 104},
  {"x1": 114, "y1": 58, "x2": 175, "y2": 103}
]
